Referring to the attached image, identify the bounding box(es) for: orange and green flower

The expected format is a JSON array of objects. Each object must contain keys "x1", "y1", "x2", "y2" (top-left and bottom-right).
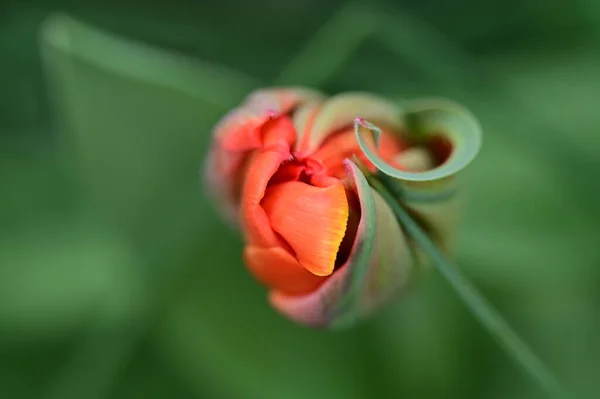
[{"x1": 204, "y1": 87, "x2": 480, "y2": 327}]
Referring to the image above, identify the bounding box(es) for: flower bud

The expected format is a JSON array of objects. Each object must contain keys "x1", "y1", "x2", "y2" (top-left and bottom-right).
[{"x1": 204, "y1": 88, "x2": 481, "y2": 328}]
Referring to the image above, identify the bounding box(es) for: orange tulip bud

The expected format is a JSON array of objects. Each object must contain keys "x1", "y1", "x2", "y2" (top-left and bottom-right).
[{"x1": 204, "y1": 88, "x2": 479, "y2": 328}]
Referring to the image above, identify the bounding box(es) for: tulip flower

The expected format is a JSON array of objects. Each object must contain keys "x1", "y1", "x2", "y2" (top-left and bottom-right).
[{"x1": 204, "y1": 87, "x2": 480, "y2": 328}]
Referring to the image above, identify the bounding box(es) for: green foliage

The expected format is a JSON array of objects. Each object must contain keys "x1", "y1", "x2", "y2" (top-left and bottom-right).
[{"x1": 1, "y1": 1, "x2": 599, "y2": 398}]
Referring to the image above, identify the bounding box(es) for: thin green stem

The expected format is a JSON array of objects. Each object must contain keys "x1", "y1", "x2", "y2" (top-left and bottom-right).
[{"x1": 367, "y1": 175, "x2": 568, "y2": 399}]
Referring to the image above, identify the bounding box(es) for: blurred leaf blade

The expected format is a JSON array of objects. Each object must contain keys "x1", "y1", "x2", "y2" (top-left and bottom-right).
[
  {"x1": 40, "y1": 13, "x2": 260, "y2": 239},
  {"x1": 2, "y1": 1, "x2": 600, "y2": 399},
  {"x1": 41, "y1": 13, "x2": 260, "y2": 107},
  {"x1": 274, "y1": 3, "x2": 379, "y2": 87}
]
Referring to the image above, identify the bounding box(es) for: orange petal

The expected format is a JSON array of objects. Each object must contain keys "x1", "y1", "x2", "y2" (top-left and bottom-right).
[
  {"x1": 215, "y1": 109, "x2": 298, "y2": 153},
  {"x1": 214, "y1": 87, "x2": 319, "y2": 152},
  {"x1": 240, "y1": 117, "x2": 297, "y2": 247},
  {"x1": 311, "y1": 128, "x2": 407, "y2": 178},
  {"x1": 244, "y1": 246, "x2": 326, "y2": 295},
  {"x1": 261, "y1": 181, "x2": 349, "y2": 276},
  {"x1": 261, "y1": 116, "x2": 296, "y2": 147},
  {"x1": 302, "y1": 92, "x2": 402, "y2": 153},
  {"x1": 214, "y1": 107, "x2": 267, "y2": 151},
  {"x1": 311, "y1": 128, "x2": 364, "y2": 168},
  {"x1": 269, "y1": 160, "x2": 414, "y2": 328},
  {"x1": 241, "y1": 149, "x2": 288, "y2": 247}
]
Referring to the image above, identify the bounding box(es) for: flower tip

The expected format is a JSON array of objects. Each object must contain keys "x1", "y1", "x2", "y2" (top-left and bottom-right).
[{"x1": 342, "y1": 158, "x2": 356, "y2": 175}]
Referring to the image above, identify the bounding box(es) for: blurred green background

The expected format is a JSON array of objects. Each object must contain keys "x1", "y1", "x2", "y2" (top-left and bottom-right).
[{"x1": 1, "y1": 0, "x2": 599, "y2": 398}]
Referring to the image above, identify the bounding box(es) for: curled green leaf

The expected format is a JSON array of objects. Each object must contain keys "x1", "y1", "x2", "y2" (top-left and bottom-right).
[
  {"x1": 354, "y1": 98, "x2": 482, "y2": 182},
  {"x1": 355, "y1": 99, "x2": 482, "y2": 255}
]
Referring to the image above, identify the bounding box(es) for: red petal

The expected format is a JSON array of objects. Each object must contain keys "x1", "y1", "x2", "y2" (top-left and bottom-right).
[
  {"x1": 261, "y1": 181, "x2": 349, "y2": 276},
  {"x1": 244, "y1": 246, "x2": 326, "y2": 295},
  {"x1": 238, "y1": 117, "x2": 297, "y2": 246},
  {"x1": 214, "y1": 88, "x2": 316, "y2": 152},
  {"x1": 214, "y1": 107, "x2": 267, "y2": 151},
  {"x1": 311, "y1": 127, "x2": 408, "y2": 178},
  {"x1": 269, "y1": 160, "x2": 413, "y2": 327},
  {"x1": 240, "y1": 149, "x2": 288, "y2": 247}
]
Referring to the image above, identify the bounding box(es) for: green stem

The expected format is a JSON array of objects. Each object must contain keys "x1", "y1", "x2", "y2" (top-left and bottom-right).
[{"x1": 367, "y1": 175, "x2": 568, "y2": 399}]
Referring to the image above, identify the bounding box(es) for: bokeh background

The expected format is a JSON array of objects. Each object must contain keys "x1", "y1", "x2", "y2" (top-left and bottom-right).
[{"x1": 1, "y1": 0, "x2": 599, "y2": 398}]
